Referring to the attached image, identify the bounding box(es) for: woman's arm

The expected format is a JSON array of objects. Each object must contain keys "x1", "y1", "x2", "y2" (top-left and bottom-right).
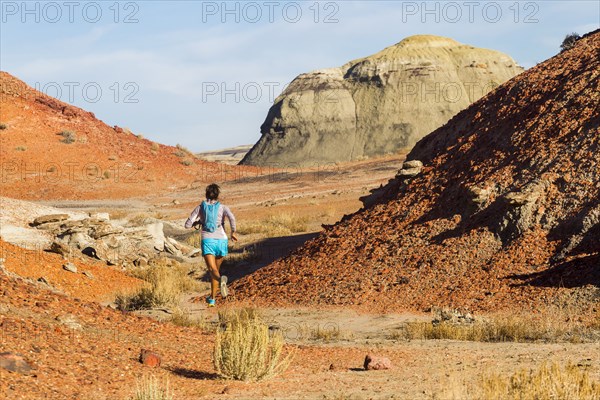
[
  {"x1": 223, "y1": 206, "x2": 238, "y2": 241},
  {"x1": 184, "y1": 205, "x2": 202, "y2": 229}
]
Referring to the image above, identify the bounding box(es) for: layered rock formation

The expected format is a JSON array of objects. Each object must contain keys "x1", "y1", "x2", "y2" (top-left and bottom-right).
[
  {"x1": 32, "y1": 213, "x2": 199, "y2": 267},
  {"x1": 241, "y1": 35, "x2": 523, "y2": 166},
  {"x1": 232, "y1": 30, "x2": 600, "y2": 312}
]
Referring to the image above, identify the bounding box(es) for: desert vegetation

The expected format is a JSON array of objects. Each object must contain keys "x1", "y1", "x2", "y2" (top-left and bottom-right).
[
  {"x1": 58, "y1": 130, "x2": 77, "y2": 144},
  {"x1": 392, "y1": 308, "x2": 600, "y2": 344},
  {"x1": 561, "y1": 32, "x2": 581, "y2": 52},
  {"x1": 442, "y1": 362, "x2": 600, "y2": 399},
  {"x1": 115, "y1": 263, "x2": 198, "y2": 311},
  {"x1": 130, "y1": 375, "x2": 173, "y2": 400},
  {"x1": 213, "y1": 308, "x2": 292, "y2": 381},
  {"x1": 236, "y1": 213, "x2": 308, "y2": 237}
]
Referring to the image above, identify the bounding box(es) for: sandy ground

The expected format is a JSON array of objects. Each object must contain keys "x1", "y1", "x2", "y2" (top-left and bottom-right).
[{"x1": 1, "y1": 154, "x2": 598, "y2": 400}]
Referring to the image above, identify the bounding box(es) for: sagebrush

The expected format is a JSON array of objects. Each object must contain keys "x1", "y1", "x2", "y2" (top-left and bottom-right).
[
  {"x1": 213, "y1": 308, "x2": 292, "y2": 381},
  {"x1": 443, "y1": 362, "x2": 600, "y2": 399},
  {"x1": 115, "y1": 264, "x2": 198, "y2": 311},
  {"x1": 131, "y1": 375, "x2": 173, "y2": 400}
]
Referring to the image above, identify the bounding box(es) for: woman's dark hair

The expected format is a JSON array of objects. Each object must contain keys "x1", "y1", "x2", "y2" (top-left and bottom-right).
[{"x1": 205, "y1": 183, "x2": 220, "y2": 201}]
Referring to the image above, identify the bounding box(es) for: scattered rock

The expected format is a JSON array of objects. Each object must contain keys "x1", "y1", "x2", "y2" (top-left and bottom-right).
[
  {"x1": 397, "y1": 167, "x2": 422, "y2": 178},
  {"x1": 396, "y1": 160, "x2": 423, "y2": 178},
  {"x1": 82, "y1": 271, "x2": 94, "y2": 279},
  {"x1": 133, "y1": 257, "x2": 148, "y2": 267},
  {"x1": 139, "y1": 349, "x2": 161, "y2": 367},
  {"x1": 163, "y1": 239, "x2": 182, "y2": 256},
  {"x1": 468, "y1": 185, "x2": 493, "y2": 205},
  {"x1": 37, "y1": 277, "x2": 50, "y2": 285},
  {"x1": 56, "y1": 314, "x2": 82, "y2": 330},
  {"x1": 0, "y1": 352, "x2": 33, "y2": 375},
  {"x1": 88, "y1": 212, "x2": 110, "y2": 221},
  {"x1": 187, "y1": 248, "x2": 201, "y2": 258},
  {"x1": 364, "y1": 354, "x2": 392, "y2": 371},
  {"x1": 432, "y1": 307, "x2": 475, "y2": 325},
  {"x1": 62, "y1": 262, "x2": 78, "y2": 273},
  {"x1": 49, "y1": 241, "x2": 72, "y2": 257},
  {"x1": 402, "y1": 160, "x2": 423, "y2": 169},
  {"x1": 32, "y1": 214, "x2": 69, "y2": 226}
]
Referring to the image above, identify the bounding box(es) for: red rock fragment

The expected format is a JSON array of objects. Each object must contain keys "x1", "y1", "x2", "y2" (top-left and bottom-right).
[
  {"x1": 364, "y1": 354, "x2": 392, "y2": 370},
  {"x1": 139, "y1": 349, "x2": 161, "y2": 367}
]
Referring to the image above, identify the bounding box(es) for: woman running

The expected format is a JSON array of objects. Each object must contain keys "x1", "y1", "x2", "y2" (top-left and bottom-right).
[{"x1": 185, "y1": 183, "x2": 237, "y2": 307}]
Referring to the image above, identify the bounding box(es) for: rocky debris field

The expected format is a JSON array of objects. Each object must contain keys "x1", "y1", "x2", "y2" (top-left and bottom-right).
[{"x1": 233, "y1": 30, "x2": 600, "y2": 314}]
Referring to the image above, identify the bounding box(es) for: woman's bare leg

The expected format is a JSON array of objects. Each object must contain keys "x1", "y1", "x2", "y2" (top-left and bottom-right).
[
  {"x1": 204, "y1": 254, "x2": 220, "y2": 300},
  {"x1": 216, "y1": 256, "x2": 227, "y2": 296}
]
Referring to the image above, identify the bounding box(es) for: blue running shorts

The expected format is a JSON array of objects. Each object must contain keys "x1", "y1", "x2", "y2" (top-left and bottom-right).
[{"x1": 201, "y1": 238, "x2": 228, "y2": 257}]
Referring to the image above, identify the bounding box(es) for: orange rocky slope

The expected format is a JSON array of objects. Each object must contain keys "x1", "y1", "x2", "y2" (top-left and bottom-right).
[
  {"x1": 232, "y1": 30, "x2": 600, "y2": 313},
  {"x1": 0, "y1": 72, "x2": 258, "y2": 200}
]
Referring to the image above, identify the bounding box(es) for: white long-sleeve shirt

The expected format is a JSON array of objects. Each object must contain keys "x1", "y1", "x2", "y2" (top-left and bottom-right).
[{"x1": 185, "y1": 201, "x2": 236, "y2": 240}]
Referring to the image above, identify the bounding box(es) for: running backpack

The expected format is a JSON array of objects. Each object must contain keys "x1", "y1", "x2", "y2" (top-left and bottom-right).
[{"x1": 201, "y1": 201, "x2": 220, "y2": 233}]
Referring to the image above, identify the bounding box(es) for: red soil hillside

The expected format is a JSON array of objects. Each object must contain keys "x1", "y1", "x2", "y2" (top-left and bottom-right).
[
  {"x1": 232, "y1": 30, "x2": 600, "y2": 313},
  {"x1": 0, "y1": 72, "x2": 258, "y2": 200}
]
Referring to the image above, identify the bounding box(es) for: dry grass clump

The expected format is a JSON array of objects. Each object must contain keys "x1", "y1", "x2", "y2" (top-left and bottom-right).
[
  {"x1": 130, "y1": 375, "x2": 173, "y2": 400},
  {"x1": 115, "y1": 264, "x2": 198, "y2": 311},
  {"x1": 15, "y1": 146, "x2": 26, "y2": 151},
  {"x1": 310, "y1": 324, "x2": 352, "y2": 342},
  {"x1": 173, "y1": 144, "x2": 194, "y2": 158},
  {"x1": 58, "y1": 130, "x2": 76, "y2": 144},
  {"x1": 183, "y1": 232, "x2": 200, "y2": 248},
  {"x1": 213, "y1": 308, "x2": 292, "y2": 381},
  {"x1": 170, "y1": 307, "x2": 209, "y2": 330},
  {"x1": 394, "y1": 310, "x2": 599, "y2": 343},
  {"x1": 445, "y1": 362, "x2": 600, "y2": 399},
  {"x1": 176, "y1": 143, "x2": 194, "y2": 155},
  {"x1": 482, "y1": 362, "x2": 600, "y2": 399},
  {"x1": 127, "y1": 212, "x2": 167, "y2": 226},
  {"x1": 236, "y1": 213, "x2": 308, "y2": 237},
  {"x1": 223, "y1": 246, "x2": 259, "y2": 268},
  {"x1": 107, "y1": 209, "x2": 130, "y2": 220}
]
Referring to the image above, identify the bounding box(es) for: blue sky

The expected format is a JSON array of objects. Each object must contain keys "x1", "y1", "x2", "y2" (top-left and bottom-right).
[{"x1": 1, "y1": 1, "x2": 598, "y2": 151}]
